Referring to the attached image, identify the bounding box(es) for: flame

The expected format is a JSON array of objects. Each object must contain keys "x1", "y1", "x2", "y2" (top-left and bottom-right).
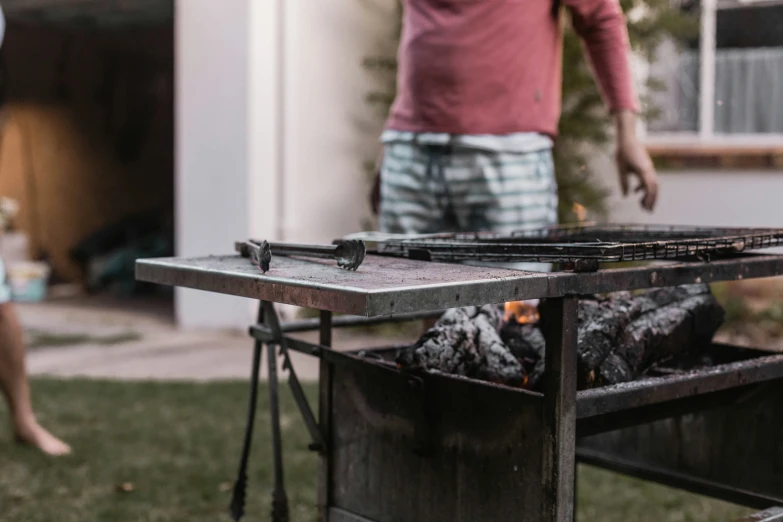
[
  {"x1": 572, "y1": 202, "x2": 587, "y2": 222},
  {"x1": 504, "y1": 300, "x2": 540, "y2": 325}
]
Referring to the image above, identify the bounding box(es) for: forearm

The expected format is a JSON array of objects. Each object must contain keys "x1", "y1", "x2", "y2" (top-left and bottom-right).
[
  {"x1": 614, "y1": 109, "x2": 639, "y2": 142},
  {"x1": 567, "y1": 0, "x2": 639, "y2": 113}
]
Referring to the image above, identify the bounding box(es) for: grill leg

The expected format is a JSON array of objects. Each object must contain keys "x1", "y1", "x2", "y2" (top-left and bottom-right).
[
  {"x1": 264, "y1": 301, "x2": 290, "y2": 522},
  {"x1": 317, "y1": 311, "x2": 333, "y2": 522},
  {"x1": 573, "y1": 464, "x2": 579, "y2": 522},
  {"x1": 229, "y1": 302, "x2": 266, "y2": 522},
  {"x1": 540, "y1": 297, "x2": 579, "y2": 522}
]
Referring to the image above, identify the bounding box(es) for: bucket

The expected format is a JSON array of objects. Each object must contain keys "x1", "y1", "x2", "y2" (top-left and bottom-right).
[
  {"x1": 0, "y1": 232, "x2": 30, "y2": 264},
  {"x1": 7, "y1": 261, "x2": 51, "y2": 302}
]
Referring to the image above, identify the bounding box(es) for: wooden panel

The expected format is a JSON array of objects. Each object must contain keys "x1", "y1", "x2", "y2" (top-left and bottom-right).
[
  {"x1": 647, "y1": 145, "x2": 783, "y2": 171},
  {"x1": 329, "y1": 358, "x2": 546, "y2": 522},
  {"x1": 0, "y1": 24, "x2": 173, "y2": 281}
]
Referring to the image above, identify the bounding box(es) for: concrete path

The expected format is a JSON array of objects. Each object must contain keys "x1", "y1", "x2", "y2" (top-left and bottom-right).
[
  {"x1": 17, "y1": 290, "x2": 783, "y2": 381},
  {"x1": 19, "y1": 297, "x2": 414, "y2": 381}
]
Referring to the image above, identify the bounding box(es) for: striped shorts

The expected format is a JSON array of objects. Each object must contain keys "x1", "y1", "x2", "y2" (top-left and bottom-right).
[
  {"x1": 379, "y1": 141, "x2": 559, "y2": 236},
  {"x1": 0, "y1": 258, "x2": 10, "y2": 304}
]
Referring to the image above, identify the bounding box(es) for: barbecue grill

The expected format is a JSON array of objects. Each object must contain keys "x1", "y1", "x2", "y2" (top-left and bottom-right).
[{"x1": 135, "y1": 224, "x2": 783, "y2": 522}]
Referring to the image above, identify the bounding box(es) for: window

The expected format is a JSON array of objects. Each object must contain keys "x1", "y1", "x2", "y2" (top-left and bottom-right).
[{"x1": 646, "y1": 0, "x2": 783, "y2": 146}]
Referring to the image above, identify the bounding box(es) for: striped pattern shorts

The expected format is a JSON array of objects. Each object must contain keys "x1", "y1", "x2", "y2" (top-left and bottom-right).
[{"x1": 379, "y1": 141, "x2": 559, "y2": 236}]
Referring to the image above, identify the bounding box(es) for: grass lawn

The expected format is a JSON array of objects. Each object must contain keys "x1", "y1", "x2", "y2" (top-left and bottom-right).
[{"x1": 1, "y1": 379, "x2": 753, "y2": 522}]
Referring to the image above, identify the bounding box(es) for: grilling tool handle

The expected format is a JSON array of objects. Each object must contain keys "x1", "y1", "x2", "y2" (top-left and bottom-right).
[
  {"x1": 266, "y1": 239, "x2": 367, "y2": 270},
  {"x1": 235, "y1": 240, "x2": 272, "y2": 273},
  {"x1": 269, "y1": 242, "x2": 338, "y2": 258}
]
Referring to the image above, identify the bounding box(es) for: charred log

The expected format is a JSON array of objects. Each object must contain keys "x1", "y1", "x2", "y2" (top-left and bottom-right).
[
  {"x1": 499, "y1": 322, "x2": 546, "y2": 388},
  {"x1": 564, "y1": 284, "x2": 726, "y2": 388},
  {"x1": 398, "y1": 284, "x2": 725, "y2": 390},
  {"x1": 395, "y1": 305, "x2": 526, "y2": 386}
]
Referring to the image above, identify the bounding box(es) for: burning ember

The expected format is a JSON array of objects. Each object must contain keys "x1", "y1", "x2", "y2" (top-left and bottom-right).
[
  {"x1": 572, "y1": 202, "x2": 587, "y2": 222},
  {"x1": 504, "y1": 300, "x2": 540, "y2": 325}
]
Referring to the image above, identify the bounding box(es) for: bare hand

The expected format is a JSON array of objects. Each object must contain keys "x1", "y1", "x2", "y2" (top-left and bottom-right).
[{"x1": 614, "y1": 111, "x2": 658, "y2": 212}]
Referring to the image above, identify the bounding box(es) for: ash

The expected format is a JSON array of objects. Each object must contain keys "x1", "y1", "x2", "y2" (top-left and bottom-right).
[
  {"x1": 395, "y1": 305, "x2": 526, "y2": 386},
  {"x1": 396, "y1": 284, "x2": 725, "y2": 391}
]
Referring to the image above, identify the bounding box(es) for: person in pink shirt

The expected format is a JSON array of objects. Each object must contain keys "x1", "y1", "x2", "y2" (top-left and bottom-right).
[{"x1": 371, "y1": 0, "x2": 658, "y2": 241}]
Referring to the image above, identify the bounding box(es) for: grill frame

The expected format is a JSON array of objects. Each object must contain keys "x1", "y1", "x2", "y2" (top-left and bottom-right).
[
  {"x1": 135, "y1": 240, "x2": 783, "y2": 522},
  {"x1": 136, "y1": 252, "x2": 783, "y2": 316},
  {"x1": 373, "y1": 224, "x2": 783, "y2": 264}
]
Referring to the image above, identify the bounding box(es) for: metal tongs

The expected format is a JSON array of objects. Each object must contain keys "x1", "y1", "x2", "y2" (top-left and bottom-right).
[
  {"x1": 235, "y1": 240, "x2": 273, "y2": 272},
  {"x1": 235, "y1": 239, "x2": 366, "y2": 273}
]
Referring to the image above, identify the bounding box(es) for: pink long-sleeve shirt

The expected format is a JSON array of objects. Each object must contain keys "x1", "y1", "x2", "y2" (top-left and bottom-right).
[{"x1": 385, "y1": 0, "x2": 639, "y2": 138}]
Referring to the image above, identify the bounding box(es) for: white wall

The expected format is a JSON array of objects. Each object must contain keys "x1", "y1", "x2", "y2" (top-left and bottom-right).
[
  {"x1": 590, "y1": 147, "x2": 783, "y2": 230},
  {"x1": 175, "y1": 0, "x2": 279, "y2": 329},
  {"x1": 282, "y1": 0, "x2": 396, "y2": 243},
  {"x1": 175, "y1": 0, "x2": 392, "y2": 328}
]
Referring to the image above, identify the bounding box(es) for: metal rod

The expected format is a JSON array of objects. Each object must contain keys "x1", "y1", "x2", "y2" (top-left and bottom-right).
[
  {"x1": 576, "y1": 353, "x2": 783, "y2": 420},
  {"x1": 540, "y1": 296, "x2": 579, "y2": 522},
  {"x1": 264, "y1": 301, "x2": 289, "y2": 522},
  {"x1": 317, "y1": 311, "x2": 333, "y2": 522},
  {"x1": 272, "y1": 243, "x2": 341, "y2": 257},
  {"x1": 573, "y1": 470, "x2": 578, "y2": 522},
  {"x1": 280, "y1": 310, "x2": 443, "y2": 334},
  {"x1": 319, "y1": 310, "x2": 332, "y2": 347},
  {"x1": 267, "y1": 239, "x2": 366, "y2": 270},
  {"x1": 228, "y1": 302, "x2": 266, "y2": 522},
  {"x1": 285, "y1": 355, "x2": 326, "y2": 453},
  {"x1": 280, "y1": 335, "x2": 326, "y2": 357},
  {"x1": 250, "y1": 302, "x2": 326, "y2": 452}
]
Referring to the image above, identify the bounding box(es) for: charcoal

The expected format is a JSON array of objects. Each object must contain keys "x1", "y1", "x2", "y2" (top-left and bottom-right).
[
  {"x1": 396, "y1": 305, "x2": 526, "y2": 386},
  {"x1": 402, "y1": 284, "x2": 725, "y2": 391},
  {"x1": 616, "y1": 284, "x2": 725, "y2": 372},
  {"x1": 573, "y1": 284, "x2": 725, "y2": 388},
  {"x1": 500, "y1": 321, "x2": 546, "y2": 388}
]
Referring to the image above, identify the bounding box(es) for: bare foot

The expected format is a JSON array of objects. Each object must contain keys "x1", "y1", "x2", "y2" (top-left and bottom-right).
[{"x1": 14, "y1": 421, "x2": 71, "y2": 456}]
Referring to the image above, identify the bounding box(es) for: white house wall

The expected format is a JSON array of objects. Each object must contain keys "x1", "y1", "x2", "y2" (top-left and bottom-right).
[
  {"x1": 282, "y1": 0, "x2": 395, "y2": 244},
  {"x1": 175, "y1": 0, "x2": 276, "y2": 330},
  {"x1": 175, "y1": 0, "x2": 394, "y2": 328},
  {"x1": 590, "y1": 148, "x2": 783, "y2": 231}
]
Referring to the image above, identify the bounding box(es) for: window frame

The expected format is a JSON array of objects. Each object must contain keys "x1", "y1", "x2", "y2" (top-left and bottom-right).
[{"x1": 643, "y1": 0, "x2": 783, "y2": 149}]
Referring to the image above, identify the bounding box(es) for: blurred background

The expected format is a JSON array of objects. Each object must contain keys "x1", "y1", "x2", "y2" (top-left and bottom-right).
[
  {"x1": 0, "y1": 1, "x2": 782, "y2": 521},
  {"x1": 0, "y1": 0, "x2": 781, "y2": 333}
]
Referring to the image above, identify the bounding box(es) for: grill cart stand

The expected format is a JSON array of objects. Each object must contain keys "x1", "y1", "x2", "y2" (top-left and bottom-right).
[{"x1": 136, "y1": 253, "x2": 783, "y2": 522}]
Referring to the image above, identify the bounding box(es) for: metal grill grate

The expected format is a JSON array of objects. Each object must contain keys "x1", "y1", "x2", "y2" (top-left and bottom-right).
[{"x1": 373, "y1": 224, "x2": 783, "y2": 265}]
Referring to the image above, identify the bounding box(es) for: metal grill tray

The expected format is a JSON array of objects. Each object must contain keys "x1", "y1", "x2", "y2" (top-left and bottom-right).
[{"x1": 373, "y1": 224, "x2": 783, "y2": 264}]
